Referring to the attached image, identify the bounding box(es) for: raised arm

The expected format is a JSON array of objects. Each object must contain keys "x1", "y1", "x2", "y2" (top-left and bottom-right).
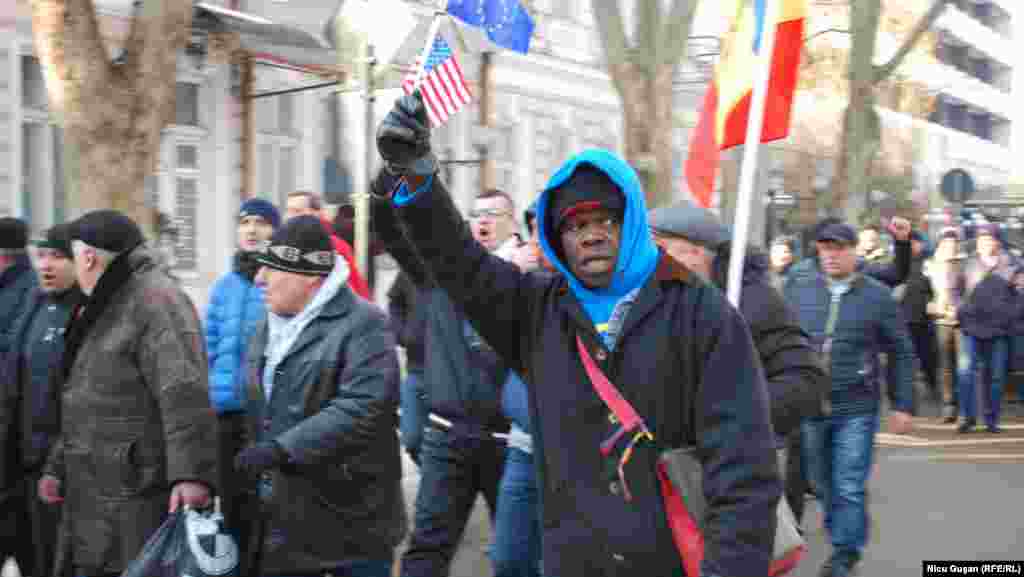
[
  {"x1": 861, "y1": 218, "x2": 912, "y2": 287},
  {"x1": 374, "y1": 93, "x2": 541, "y2": 369}
]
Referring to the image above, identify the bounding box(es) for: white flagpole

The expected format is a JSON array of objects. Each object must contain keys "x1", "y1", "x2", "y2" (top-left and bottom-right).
[
  {"x1": 412, "y1": 13, "x2": 445, "y2": 93},
  {"x1": 726, "y1": 0, "x2": 779, "y2": 308}
]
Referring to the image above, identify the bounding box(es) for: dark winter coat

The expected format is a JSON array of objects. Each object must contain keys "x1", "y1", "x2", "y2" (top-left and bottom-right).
[
  {"x1": 2, "y1": 288, "x2": 78, "y2": 474},
  {"x1": 205, "y1": 252, "x2": 267, "y2": 414},
  {"x1": 956, "y1": 253, "x2": 1019, "y2": 339},
  {"x1": 386, "y1": 149, "x2": 780, "y2": 577},
  {"x1": 900, "y1": 256, "x2": 934, "y2": 325},
  {"x1": 43, "y1": 246, "x2": 218, "y2": 576},
  {"x1": 0, "y1": 255, "x2": 37, "y2": 355},
  {"x1": 0, "y1": 286, "x2": 76, "y2": 543},
  {"x1": 710, "y1": 246, "x2": 827, "y2": 437},
  {"x1": 784, "y1": 271, "x2": 916, "y2": 415},
  {"x1": 242, "y1": 284, "x2": 406, "y2": 572},
  {"x1": 786, "y1": 239, "x2": 911, "y2": 289},
  {"x1": 387, "y1": 271, "x2": 426, "y2": 370},
  {"x1": 372, "y1": 190, "x2": 508, "y2": 430}
]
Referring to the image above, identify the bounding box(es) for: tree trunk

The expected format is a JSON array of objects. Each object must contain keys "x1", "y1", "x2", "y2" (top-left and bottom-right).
[
  {"x1": 593, "y1": 0, "x2": 697, "y2": 208},
  {"x1": 29, "y1": 0, "x2": 193, "y2": 234},
  {"x1": 830, "y1": 0, "x2": 947, "y2": 218}
]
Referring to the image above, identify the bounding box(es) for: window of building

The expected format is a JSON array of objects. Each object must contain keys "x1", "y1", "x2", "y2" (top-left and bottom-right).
[
  {"x1": 949, "y1": 102, "x2": 967, "y2": 132},
  {"x1": 19, "y1": 54, "x2": 62, "y2": 232},
  {"x1": 251, "y1": 83, "x2": 302, "y2": 205},
  {"x1": 175, "y1": 82, "x2": 200, "y2": 126},
  {"x1": 174, "y1": 177, "x2": 199, "y2": 270},
  {"x1": 152, "y1": 81, "x2": 207, "y2": 273},
  {"x1": 971, "y1": 112, "x2": 992, "y2": 142},
  {"x1": 254, "y1": 136, "x2": 302, "y2": 207},
  {"x1": 21, "y1": 55, "x2": 47, "y2": 110}
]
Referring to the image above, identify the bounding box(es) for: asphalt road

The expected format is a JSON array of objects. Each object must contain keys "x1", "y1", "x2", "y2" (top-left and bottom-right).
[{"x1": 397, "y1": 397, "x2": 1024, "y2": 577}]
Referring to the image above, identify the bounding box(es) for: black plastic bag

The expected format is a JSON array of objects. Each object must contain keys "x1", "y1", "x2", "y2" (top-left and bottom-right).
[{"x1": 121, "y1": 504, "x2": 240, "y2": 577}]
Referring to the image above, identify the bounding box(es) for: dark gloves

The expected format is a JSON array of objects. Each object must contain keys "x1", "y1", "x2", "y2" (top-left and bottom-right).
[
  {"x1": 376, "y1": 92, "x2": 438, "y2": 178},
  {"x1": 234, "y1": 441, "x2": 290, "y2": 478}
]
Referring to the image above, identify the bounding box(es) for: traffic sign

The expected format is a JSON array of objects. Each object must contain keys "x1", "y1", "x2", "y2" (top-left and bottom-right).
[{"x1": 940, "y1": 169, "x2": 975, "y2": 204}]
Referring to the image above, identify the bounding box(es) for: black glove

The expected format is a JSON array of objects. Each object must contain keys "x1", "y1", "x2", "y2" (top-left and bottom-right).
[
  {"x1": 234, "y1": 441, "x2": 289, "y2": 478},
  {"x1": 376, "y1": 92, "x2": 438, "y2": 178}
]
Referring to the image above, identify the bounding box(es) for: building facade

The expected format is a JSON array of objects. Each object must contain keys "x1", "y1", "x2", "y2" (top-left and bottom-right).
[
  {"x1": 766, "y1": 0, "x2": 1016, "y2": 238},
  {"x1": 2, "y1": 0, "x2": 343, "y2": 306}
]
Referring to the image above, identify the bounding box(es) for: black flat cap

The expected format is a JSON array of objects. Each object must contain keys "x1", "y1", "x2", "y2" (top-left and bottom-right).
[
  {"x1": 816, "y1": 222, "x2": 857, "y2": 246},
  {"x1": 67, "y1": 210, "x2": 145, "y2": 254}
]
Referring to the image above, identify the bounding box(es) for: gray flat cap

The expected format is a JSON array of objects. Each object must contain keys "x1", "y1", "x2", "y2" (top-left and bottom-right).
[{"x1": 648, "y1": 200, "x2": 730, "y2": 249}]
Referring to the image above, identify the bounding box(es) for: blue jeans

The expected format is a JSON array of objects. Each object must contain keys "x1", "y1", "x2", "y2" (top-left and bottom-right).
[
  {"x1": 801, "y1": 412, "x2": 879, "y2": 559},
  {"x1": 958, "y1": 335, "x2": 1009, "y2": 425},
  {"x1": 399, "y1": 369, "x2": 428, "y2": 459},
  {"x1": 400, "y1": 424, "x2": 505, "y2": 577},
  {"x1": 491, "y1": 447, "x2": 543, "y2": 577}
]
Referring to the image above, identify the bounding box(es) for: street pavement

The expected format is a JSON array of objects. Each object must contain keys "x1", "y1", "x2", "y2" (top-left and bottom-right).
[{"x1": 396, "y1": 395, "x2": 1024, "y2": 577}]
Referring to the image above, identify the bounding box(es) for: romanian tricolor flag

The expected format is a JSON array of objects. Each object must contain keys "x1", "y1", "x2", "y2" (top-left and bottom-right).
[{"x1": 685, "y1": 0, "x2": 805, "y2": 208}]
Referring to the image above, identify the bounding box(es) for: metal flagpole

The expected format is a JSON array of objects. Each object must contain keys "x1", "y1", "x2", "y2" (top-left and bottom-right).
[
  {"x1": 356, "y1": 42, "x2": 376, "y2": 294},
  {"x1": 726, "y1": 0, "x2": 780, "y2": 308},
  {"x1": 413, "y1": 13, "x2": 445, "y2": 93}
]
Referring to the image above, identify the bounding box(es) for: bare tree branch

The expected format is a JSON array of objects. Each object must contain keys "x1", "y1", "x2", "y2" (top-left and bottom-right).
[
  {"x1": 123, "y1": 0, "x2": 193, "y2": 216},
  {"x1": 591, "y1": 0, "x2": 630, "y2": 74},
  {"x1": 659, "y1": 0, "x2": 699, "y2": 68},
  {"x1": 873, "y1": 0, "x2": 948, "y2": 83},
  {"x1": 804, "y1": 27, "x2": 851, "y2": 44},
  {"x1": 637, "y1": 0, "x2": 661, "y2": 76},
  {"x1": 119, "y1": 0, "x2": 144, "y2": 71}
]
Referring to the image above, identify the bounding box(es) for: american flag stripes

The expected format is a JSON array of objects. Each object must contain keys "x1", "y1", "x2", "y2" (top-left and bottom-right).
[{"x1": 402, "y1": 36, "x2": 472, "y2": 127}]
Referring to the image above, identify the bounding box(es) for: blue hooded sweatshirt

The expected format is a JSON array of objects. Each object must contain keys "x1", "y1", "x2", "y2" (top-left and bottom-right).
[{"x1": 534, "y1": 149, "x2": 660, "y2": 344}]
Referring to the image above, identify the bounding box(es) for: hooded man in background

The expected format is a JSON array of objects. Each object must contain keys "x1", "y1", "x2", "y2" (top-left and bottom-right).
[{"x1": 374, "y1": 93, "x2": 780, "y2": 577}]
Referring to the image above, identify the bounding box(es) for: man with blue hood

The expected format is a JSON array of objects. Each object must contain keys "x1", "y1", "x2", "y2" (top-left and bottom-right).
[{"x1": 375, "y1": 93, "x2": 780, "y2": 577}]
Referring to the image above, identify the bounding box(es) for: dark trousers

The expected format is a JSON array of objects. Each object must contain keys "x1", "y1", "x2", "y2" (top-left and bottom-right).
[
  {"x1": 936, "y1": 324, "x2": 960, "y2": 412},
  {"x1": 1, "y1": 474, "x2": 61, "y2": 577},
  {"x1": 216, "y1": 411, "x2": 249, "y2": 544},
  {"x1": 783, "y1": 430, "x2": 808, "y2": 527},
  {"x1": 909, "y1": 322, "x2": 939, "y2": 394},
  {"x1": 399, "y1": 423, "x2": 506, "y2": 577}
]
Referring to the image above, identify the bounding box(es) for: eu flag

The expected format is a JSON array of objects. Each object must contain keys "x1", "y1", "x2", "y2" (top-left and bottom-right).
[{"x1": 446, "y1": 0, "x2": 535, "y2": 54}]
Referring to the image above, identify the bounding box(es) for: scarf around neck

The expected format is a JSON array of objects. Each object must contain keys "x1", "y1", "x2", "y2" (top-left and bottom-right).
[
  {"x1": 262, "y1": 255, "x2": 350, "y2": 400},
  {"x1": 234, "y1": 250, "x2": 264, "y2": 282},
  {"x1": 61, "y1": 246, "x2": 142, "y2": 379}
]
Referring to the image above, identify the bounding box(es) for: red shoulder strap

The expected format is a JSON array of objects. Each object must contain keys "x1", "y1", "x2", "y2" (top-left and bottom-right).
[{"x1": 575, "y1": 334, "x2": 646, "y2": 433}]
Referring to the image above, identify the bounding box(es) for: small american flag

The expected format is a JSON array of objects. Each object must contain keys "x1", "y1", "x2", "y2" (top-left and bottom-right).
[{"x1": 402, "y1": 36, "x2": 472, "y2": 127}]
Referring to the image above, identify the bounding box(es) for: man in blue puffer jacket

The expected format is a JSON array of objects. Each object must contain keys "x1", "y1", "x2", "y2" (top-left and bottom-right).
[{"x1": 204, "y1": 197, "x2": 280, "y2": 539}]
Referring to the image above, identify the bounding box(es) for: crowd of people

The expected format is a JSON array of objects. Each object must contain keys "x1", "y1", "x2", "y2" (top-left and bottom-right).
[{"x1": 0, "y1": 91, "x2": 1020, "y2": 577}]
